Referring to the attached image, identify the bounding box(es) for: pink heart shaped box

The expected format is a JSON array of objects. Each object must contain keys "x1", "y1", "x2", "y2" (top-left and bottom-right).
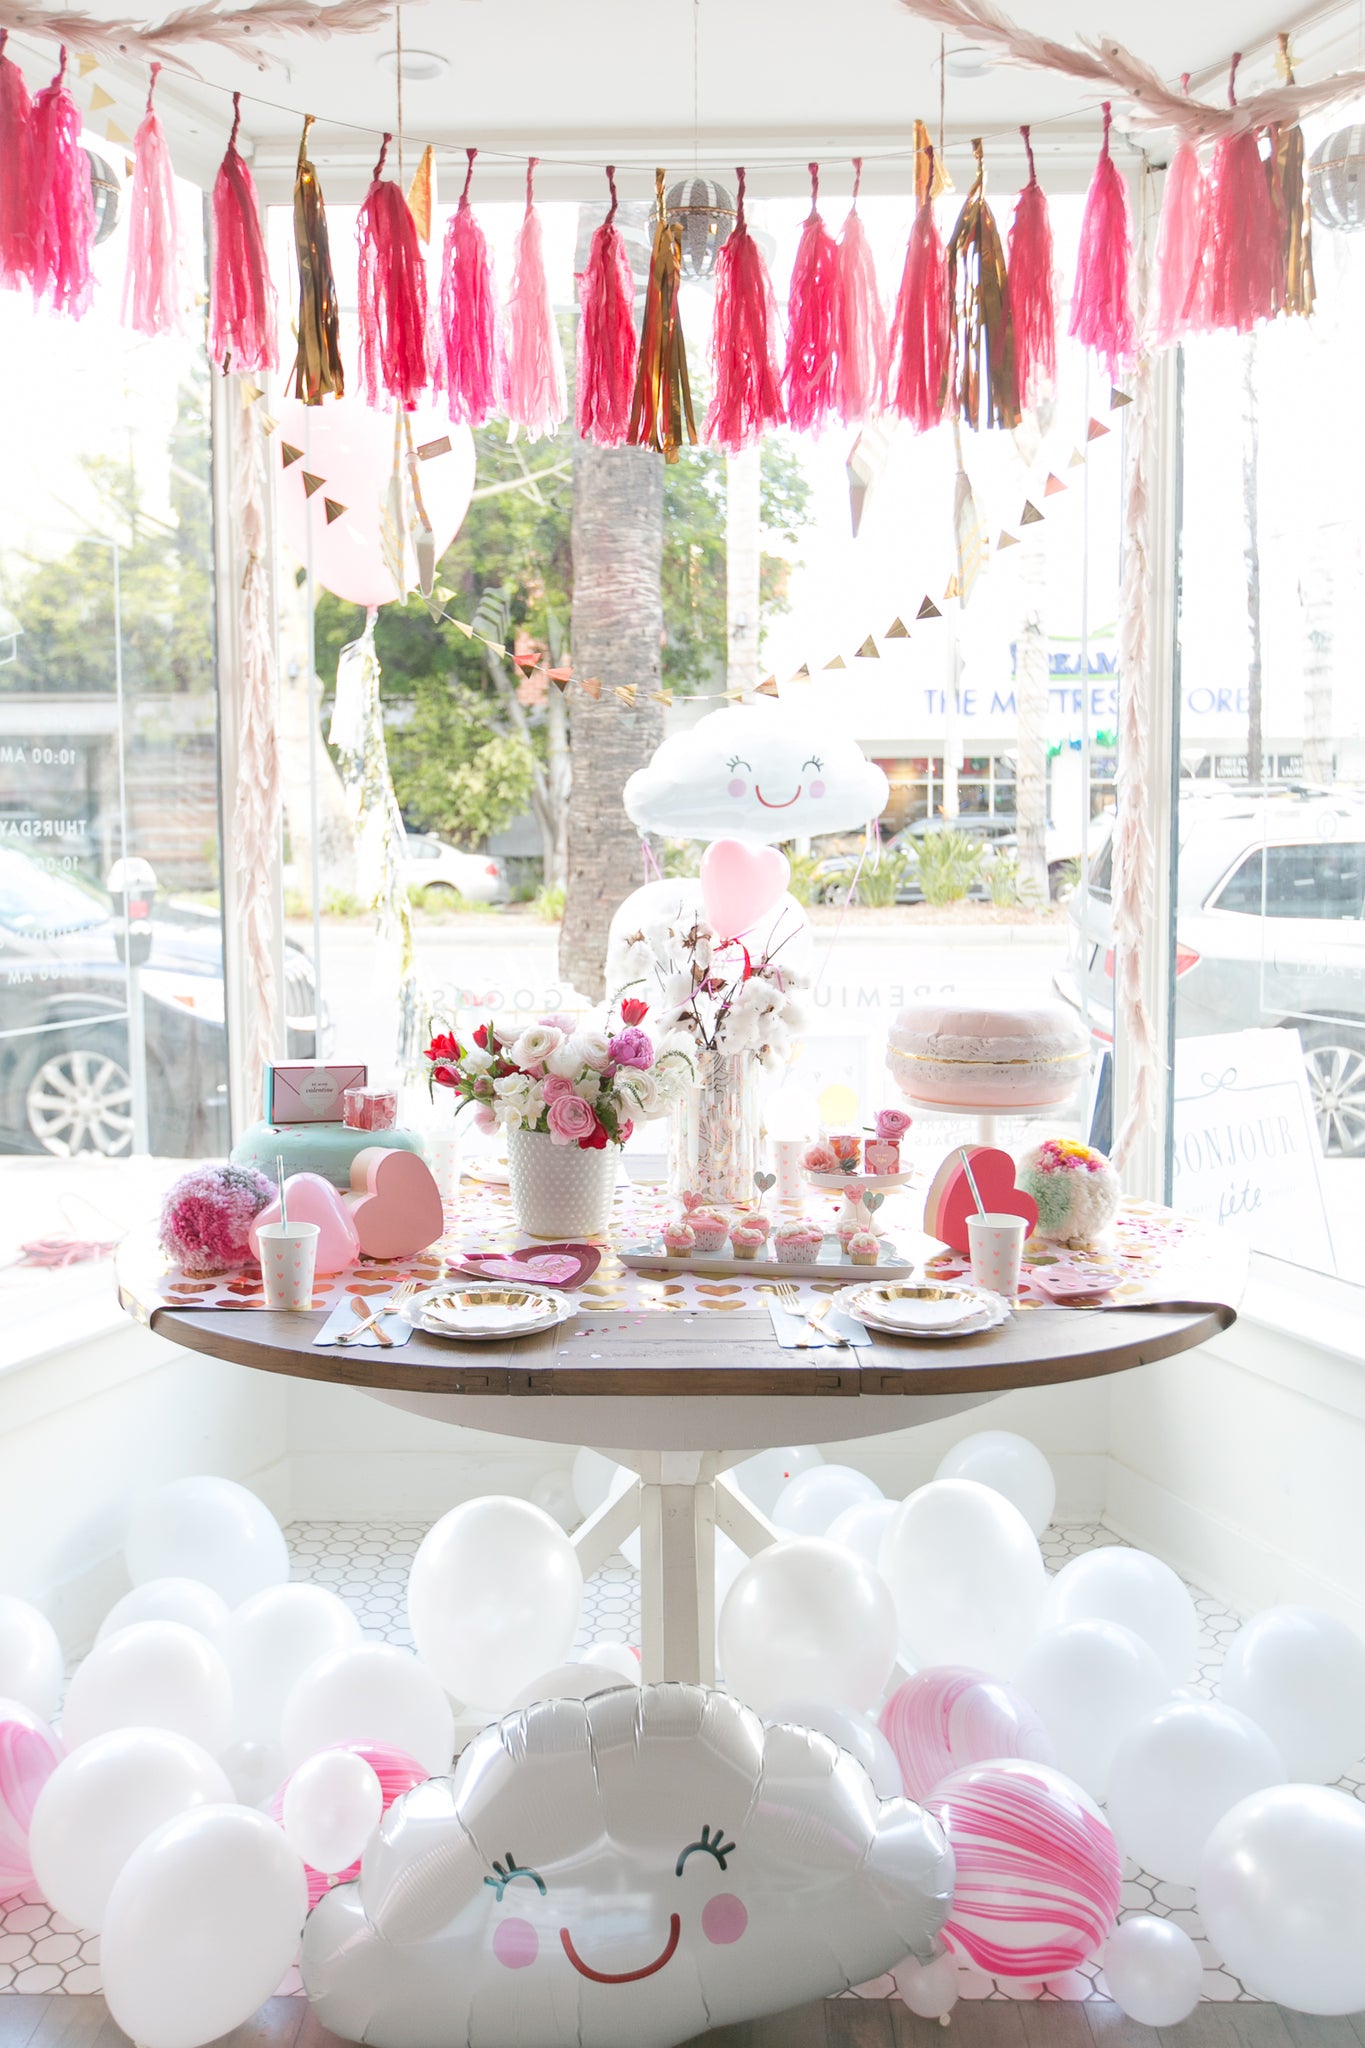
[
  {"x1": 921, "y1": 1146, "x2": 1038, "y2": 1256},
  {"x1": 344, "y1": 1148, "x2": 444, "y2": 1260},
  {"x1": 700, "y1": 837, "x2": 791, "y2": 941},
  {"x1": 249, "y1": 1173, "x2": 359, "y2": 1274},
  {"x1": 450, "y1": 1243, "x2": 603, "y2": 1289}
]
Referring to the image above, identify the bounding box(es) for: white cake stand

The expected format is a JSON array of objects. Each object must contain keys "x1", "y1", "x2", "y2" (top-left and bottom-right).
[{"x1": 900, "y1": 1092, "x2": 1079, "y2": 1146}]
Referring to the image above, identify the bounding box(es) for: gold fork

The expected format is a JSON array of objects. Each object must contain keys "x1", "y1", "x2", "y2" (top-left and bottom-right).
[
  {"x1": 337, "y1": 1279, "x2": 417, "y2": 1347},
  {"x1": 771, "y1": 1283, "x2": 841, "y2": 1346}
]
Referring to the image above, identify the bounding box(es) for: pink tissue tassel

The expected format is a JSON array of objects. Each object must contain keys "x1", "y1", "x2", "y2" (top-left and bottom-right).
[
  {"x1": 1204, "y1": 55, "x2": 1280, "y2": 334},
  {"x1": 438, "y1": 148, "x2": 501, "y2": 426},
  {"x1": 504, "y1": 157, "x2": 566, "y2": 439},
  {"x1": 29, "y1": 47, "x2": 94, "y2": 318},
  {"x1": 1069, "y1": 102, "x2": 1136, "y2": 381},
  {"x1": 888, "y1": 148, "x2": 949, "y2": 431},
  {"x1": 356, "y1": 132, "x2": 431, "y2": 409},
  {"x1": 784, "y1": 162, "x2": 840, "y2": 434},
  {"x1": 1008, "y1": 126, "x2": 1056, "y2": 411},
  {"x1": 575, "y1": 165, "x2": 638, "y2": 446},
  {"x1": 1149, "y1": 138, "x2": 1210, "y2": 346},
  {"x1": 123, "y1": 63, "x2": 180, "y2": 335},
  {"x1": 0, "y1": 30, "x2": 36, "y2": 292},
  {"x1": 210, "y1": 92, "x2": 277, "y2": 374},
  {"x1": 833, "y1": 159, "x2": 886, "y2": 426},
  {"x1": 705, "y1": 166, "x2": 786, "y2": 451}
]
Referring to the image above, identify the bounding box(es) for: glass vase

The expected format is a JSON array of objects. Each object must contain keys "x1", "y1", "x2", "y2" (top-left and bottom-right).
[{"x1": 668, "y1": 1049, "x2": 761, "y2": 1208}]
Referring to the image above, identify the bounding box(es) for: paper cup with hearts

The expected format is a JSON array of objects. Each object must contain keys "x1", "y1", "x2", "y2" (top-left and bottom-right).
[
  {"x1": 967, "y1": 1213, "x2": 1027, "y2": 1299},
  {"x1": 258, "y1": 1221, "x2": 320, "y2": 1309}
]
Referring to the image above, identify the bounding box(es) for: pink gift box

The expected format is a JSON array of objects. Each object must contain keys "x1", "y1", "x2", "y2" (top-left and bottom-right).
[
  {"x1": 266, "y1": 1062, "x2": 367, "y2": 1125},
  {"x1": 864, "y1": 1139, "x2": 900, "y2": 1173},
  {"x1": 344, "y1": 1086, "x2": 398, "y2": 1132}
]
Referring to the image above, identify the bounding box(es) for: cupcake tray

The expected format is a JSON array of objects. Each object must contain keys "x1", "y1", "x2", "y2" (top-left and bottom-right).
[{"x1": 616, "y1": 1233, "x2": 916, "y2": 1283}]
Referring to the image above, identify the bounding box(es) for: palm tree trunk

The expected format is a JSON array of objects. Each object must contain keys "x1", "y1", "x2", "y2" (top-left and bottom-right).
[{"x1": 560, "y1": 440, "x2": 665, "y2": 998}]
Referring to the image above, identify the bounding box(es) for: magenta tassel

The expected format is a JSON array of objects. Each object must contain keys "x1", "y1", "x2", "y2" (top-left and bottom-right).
[
  {"x1": 705, "y1": 167, "x2": 786, "y2": 452},
  {"x1": 1203, "y1": 61, "x2": 1280, "y2": 336},
  {"x1": 0, "y1": 30, "x2": 36, "y2": 292},
  {"x1": 833, "y1": 159, "x2": 886, "y2": 427},
  {"x1": 438, "y1": 148, "x2": 502, "y2": 426},
  {"x1": 1069, "y1": 103, "x2": 1135, "y2": 380},
  {"x1": 123, "y1": 64, "x2": 181, "y2": 337},
  {"x1": 505, "y1": 157, "x2": 566, "y2": 439},
  {"x1": 1008, "y1": 126, "x2": 1056, "y2": 411},
  {"x1": 356, "y1": 132, "x2": 431, "y2": 409},
  {"x1": 784, "y1": 162, "x2": 840, "y2": 434},
  {"x1": 30, "y1": 48, "x2": 94, "y2": 319},
  {"x1": 888, "y1": 160, "x2": 949, "y2": 432},
  {"x1": 576, "y1": 165, "x2": 638, "y2": 447},
  {"x1": 209, "y1": 93, "x2": 278, "y2": 374}
]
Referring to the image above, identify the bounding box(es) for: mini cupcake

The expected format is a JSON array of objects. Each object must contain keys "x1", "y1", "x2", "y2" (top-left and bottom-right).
[
  {"x1": 730, "y1": 1223, "x2": 766, "y2": 1260},
  {"x1": 661, "y1": 1221, "x2": 695, "y2": 1257},
  {"x1": 689, "y1": 1210, "x2": 730, "y2": 1254},
  {"x1": 774, "y1": 1220, "x2": 823, "y2": 1264},
  {"x1": 743, "y1": 1213, "x2": 772, "y2": 1241},
  {"x1": 848, "y1": 1230, "x2": 881, "y2": 1267}
]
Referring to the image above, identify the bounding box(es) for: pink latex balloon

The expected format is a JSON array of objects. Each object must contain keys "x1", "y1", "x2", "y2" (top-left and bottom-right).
[
  {"x1": 249, "y1": 1173, "x2": 360, "y2": 1274},
  {"x1": 878, "y1": 1666, "x2": 1055, "y2": 1801},
  {"x1": 700, "y1": 838, "x2": 791, "y2": 941},
  {"x1": 268, "y1": 1741, "x2": 428, "y2": 1906},
  {"x1": 0, "y1": 1700, "x2": 64, "y2": 1901},
  {"x1": 926, "y1": 1759, "x2": 1121, "y2": 1978},
  {"x1": 274, "y1": 399, "x2": 475, "y2": 609}
]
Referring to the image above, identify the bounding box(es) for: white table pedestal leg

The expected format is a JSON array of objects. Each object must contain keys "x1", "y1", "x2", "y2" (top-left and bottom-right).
[{"x1": 637, "y1": 1451, "x2": 716, "y2": 1685}]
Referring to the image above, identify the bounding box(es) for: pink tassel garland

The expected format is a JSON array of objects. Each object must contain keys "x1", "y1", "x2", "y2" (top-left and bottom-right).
[
  {"x1": 1150, "y1": 138, "x2": 1209, "y2": 346},
  {"x1": 30, "y1": 48, "x2": 94, "y2": 319},
  {"x1": 888, "y1": 148, "x2": 949, "y2": 432},
  {"x1": 833, "y1": 159, "x2": 886, "y2": 427},
  {"x1": 1008, "y1": 126, "x2": 1055, "y2": 411},
  {"x1": 439, "y1": 148, "x2": 502, "y2": 427},
  {"x1": 1204, "y1": 57, "x2": 1280, "y2": 334},
  {"x1": 210, "y1": 93, "x2": 278, "y2": 375},
  {"x1": 0, "y1": 30, "x2": 36, "y2": 292},
  {"x1": 123, "y1": 65, "x2": 181, "y2": 337},
  {"x1": 576, "y1": 165, "x2": 638, "y2": 446},
  {"x1": 356, "y1": 132, "x2": 431, "y2": 410},
  {"x1": 706, "y1": 166, "x2": 786, "y2": 452},
  {"x1": 784, "y1": 162, "x2": 840, "y2": 435},
  {"x1": 505, "y1": 157, "x2": 566, "y2": 440},
  {"x1": 1069, "y1": 103, "x2": 1135, "y2": 380}
]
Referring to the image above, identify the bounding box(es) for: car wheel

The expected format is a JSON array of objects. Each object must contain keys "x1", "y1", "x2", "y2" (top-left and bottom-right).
[
  {"x1": 1299, "y1": 1027, "x2": 1365, "y2": 1157},
  {"x1": 24, "y1": 1041, "x2": 135, "y2": 1157}
]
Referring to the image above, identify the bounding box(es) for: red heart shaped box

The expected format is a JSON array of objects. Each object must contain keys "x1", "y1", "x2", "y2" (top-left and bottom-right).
[
  {"x1": 922, "y1": 1146, "x2": 1038, "y2": 1255},
  {"x1": 344, "y1": 1148, "x2": 444, "y2": 1260},
  {"x1": 448, "y1": 1243, "x2": 603, "y2": 1289}
]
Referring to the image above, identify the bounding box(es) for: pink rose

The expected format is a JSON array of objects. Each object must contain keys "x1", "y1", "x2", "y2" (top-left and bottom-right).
[
  {"x1": 474, "y1": 1106, "x2": 498, "y2": 1135},
  {"x1": 607, "y1": 1026, "x2": 654, "y2": 1071},
  {"x1": 541, "y1": 1013, "x2": 577, "y2": 1033},
  {"x1": 543, "y1": 1074, "x2": 574, "y2": 1102},
  {"x1": 547, "y1": 1092, "x2": 596, "y2": 1144},
  {"x1": 876, "y1": 1108, "x2": 913, "y2": 1141}
]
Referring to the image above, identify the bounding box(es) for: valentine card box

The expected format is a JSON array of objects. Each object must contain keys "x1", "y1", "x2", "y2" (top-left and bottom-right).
[
  {"x1": 922, "y1": 1146, "x2": 1038, "y2": 1255},
  {"x1": 449, "y1": 1243, "x2": 603, "y2": 1289},
  {"x1": 344, "y1": 1147, "x2": 444, "y2": 1260}
]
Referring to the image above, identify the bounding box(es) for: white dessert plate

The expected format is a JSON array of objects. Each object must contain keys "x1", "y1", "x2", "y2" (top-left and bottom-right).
[
  {"x1": 803, "y1": 1168, "x2": 916, "y2": 1192},
  {"x1": 401, "y1": 1283, "x2": 573, "y2": 1339},
  {"x1": 835, "y1": 1281, "x2": 1011, "y2": 1339}
]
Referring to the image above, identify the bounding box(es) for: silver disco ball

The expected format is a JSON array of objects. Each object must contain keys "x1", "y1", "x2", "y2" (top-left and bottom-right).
[
  {"x1": 665, "y1": 175, "x2": 735, "y2": 277},
  {"x1": 86, "y1": 149, "x2": 121, "y2": 245},
  {"x1": 1308, "y1": 126, "x2": 1365, "y2": 230}
]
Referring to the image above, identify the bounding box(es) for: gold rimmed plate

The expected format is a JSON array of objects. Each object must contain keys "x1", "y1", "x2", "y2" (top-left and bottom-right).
[
  {"x1": 401, "y1": 1283, "x2": 574, "y2": 1339},
  {"x1": 835, "y1": 1282, "x2": 1010, "y2": 1339}
]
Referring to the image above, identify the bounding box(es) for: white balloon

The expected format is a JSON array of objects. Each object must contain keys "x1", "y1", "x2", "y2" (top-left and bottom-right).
[
  {"x1": 765, "y1": 1698, "x2": 903, "y2": 1798},
  {"x1": 719, "y1": 1537, "x2": 898, "y2": 1713},
  {"x1": 282, "y1": 1644, "x2": 454, "y2": 1776},
  {"x1": 282, "y1": 1750, "x2": 383, "y2": 1874},
  {"x1": 570, "y1": 1448, "x2": 619, "y2": 1520},
  {"x1": 98, "y1": 1579, "x2": 231, "y2": 1647},
  {"x1": 892, "y1": 1950, "x2": 960, "y2": 2019},
  {"x1": 1101, "y1": 1916, "x2": 1203, "y2": 2025},
  {"x1": 220, "y1": 1583, "x2": 362, "y2": 1744},
  {"x1": 62, "y1": 1622, "x2": 233, "y2": 1756},
  {"x1": 934, "y1": 1431, "x2": 1057, "y2": 1538},
  {"x1": 125, "y1": 1478, "x2": 289, "y2": 1608},
  {"x1": 1108, "y1": 1699, "x2": 1286, "y2": 1884},
  {"x1": 28, "y1": 1727, "x2": 231, "y2": 1931},
  {"x1": 714, "y1": 1531, "x2": 746, "y2": 1607},
  {"x1": 1199, "y1": 1785, "x2": 1365, "y2": 2014},
  {"x1": 579, "y1": 1642, "x2": 641, "y2": 1682},
  {"x1": 0, "y1": 1594, "x2": 63, "y2": 1719},
  {"x1": 772, "y1": 1465, "x2": 883, "y2": 1539},
  {"x1": 878, "y1": 1480, "x2": 1047, "y2": 1675},
  {"x1": 508, "y1": 1662, "x2": 640, "y2": 1709},
  {"x1": 1050, "y1": 1547, "x2": 1198, "y2": 1685},
  {"x1": 407, "y1": 1497, "x2": 582, "y2": 1709},
  {"x1": 1221, "y1": 1605, "x2": 1365, "y2": 1783},
  {"x1": 530, "y1": 1468, "x2": 579, "y2": 1532},
  {"x1": 729, "y1": 1446, "x2": 824, "y2": 1518},
  {"x1": 1014, "y1": 1621, "x2": 1172, "y2": 1799},
  {"x1": 102, "y1": 1804, "x2": 307, "y2": 2048},
  {"x1": 218, "y1": 1737, "x2": 285, "y2": 1809},
  {"x1": 826, "y1": 1498, "x2": 898, "y2": 1572}
]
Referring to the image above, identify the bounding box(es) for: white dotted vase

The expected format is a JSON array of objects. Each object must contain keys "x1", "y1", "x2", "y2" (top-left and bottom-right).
[{"x1": 507, "y1": 1126, "x2": 620, "y2": 1239}]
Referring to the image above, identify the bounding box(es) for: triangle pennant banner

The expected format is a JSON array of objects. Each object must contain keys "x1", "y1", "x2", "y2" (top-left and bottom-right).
[
  {"x1": 550, "y1": 675, "x2": 572, "y2": 693},
  {"x1": 823, "y1": 654, "x2": 847, "y2": 670},
  {"x1": 854, "y1": 635, "x2": 880, "y2": 659},
  {"x1": 615, "y1": 684, "x2": 638, "y2": 708},
  {"x1": 417, "y1": 435, "x2": 451, "y2": 461},
  {"x1": 407, "y1": 144, "x2": 436, "y2": 244},
  {"x1": 789, "y1": 663, "x2": 811, "y2": 681},
  {"x1": 652, "y1": 690, "x2": 673, "y2": 707},
  {"x1": 238, "y1": 381, "x2": 264, "y2": 406},
  {"x1": 77, "y1": 52, "x2": 98, "y2": 75},
  {"x1": 280, "y1": 442, "x2": 304, "y2": 468},
  {"x1": 884, "y1": 617, "x2": 910, "y2": 639},
  {"x1": 1087, "y1": 417, "x2": 1110, "y2": 442},
  {"x1": 105, "y1": 120, "x2": 130, "y2": 145},
  {"x1": 1043, "y1": 473, "x2": 1067, "y2": 497},
  {"x1": 1110, "y1": 386, "x2": 1133, "y2": 410},
  {"x1": 1019, "y1": 500, "x2": 1045, "y2": 526},
  {"x1": 323, "y1": 498, "x2": 347, "y2": 524},
  {"x1": 996, "y1": 530, "x2": 1020, "y2": 550},
  {"x1": 88, "y1": 84, "x2": 114, "y2": 111},
  {"x1": 1068, "y1": 447, "x2": 1087, "y2": 469},
  {"x1": 943, "y1": 574, "x2": 961, "y2": 602},
  {"x1": 578, "y1": 676, "x2": 602, "y2": 701},
  {"x1": 916, "y1": 596, "x2": 942, "y2": 621},
  {"x1": 259, "y1": 414, "x2": 278, "y2": 437},
  {"x1": 301, "y1": 471, "x2": 325, "y2": 498},
  {"x1": 756, "y1": 676, "x2": 779, "y2": 697}
]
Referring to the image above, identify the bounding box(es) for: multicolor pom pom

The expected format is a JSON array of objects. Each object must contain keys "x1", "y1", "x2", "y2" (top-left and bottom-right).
[
  {"x1": 159, "y1": 1163, "x2": 274, "y2": 1274},
  {"x1": 1016, "y1": 1139, "x2": 1119, "y2": 1246}
]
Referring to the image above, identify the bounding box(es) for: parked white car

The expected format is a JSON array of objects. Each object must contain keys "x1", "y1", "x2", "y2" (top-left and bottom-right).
[{"x1": 404, "y1": 834, "x2": 508, "y2": 905}]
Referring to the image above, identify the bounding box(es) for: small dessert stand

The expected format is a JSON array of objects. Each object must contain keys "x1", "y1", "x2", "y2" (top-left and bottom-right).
[
  {"x1": 803, "y1": 1166, "x2": 915, "y2": 1239},
  {"x1": 899, "y1": 1092, "x2": 1080, "y2": 1146},
  {"x1": 618, "y1": 1234, "x2": 914, "y2": 1283}
]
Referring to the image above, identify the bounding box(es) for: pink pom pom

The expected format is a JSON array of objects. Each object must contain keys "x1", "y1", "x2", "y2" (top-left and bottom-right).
[
  {"x1": 210, "y1": 92, "x2": 278, "y2": 374},
  {"x1": 783, "y1": 163, "x2": 840, "y2": 435},
  {"x1": 30, "y1": 47, "x2": 94, "y2": 319},
  {"x1": 356, "y1": 133, "x2": 431, "y2": 410},
  {"x1": 706, "y1": 167, "x2": 786, "y2": 453},
  {"x1": 888, "y1": 158, "x2": 949, "y2": 432},
  {"x1": 505, "y1": 158, "x2": 566, "y2": 440},
  {"x1": 1069, "y1": 103, "x2": 1135, "y2": 380},
  {"x1": 0, "y1": 30, "x2": 37, "y2": 293},
  {"x1": 123, "y1": 64, "x2": 180, "y2": 337},
  {"x1": 576, "y1": 166, "x2": 638, "y2": 447},
  {"x1": 833, "y1": 159, "x2": 886, "y2": 427},
  {"x1": 438, "y1": 148, "x2": 502, "y2": 427},
  {"x1": 1008, "y1": 127, "x2": 1055, "y2": 412},
  {"x1": 160, "y1": 1164, "x2": 275, "y2": 1275}
]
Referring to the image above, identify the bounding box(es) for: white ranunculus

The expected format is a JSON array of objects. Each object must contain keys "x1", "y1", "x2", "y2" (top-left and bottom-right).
[
  {"x1": 618, "y1": 1069, "x2": 662, "y2": 1118},
  {"x1": 571, "y1": 1028, "x2": 614, "y2": 1073},
  {"x1": 493, "y1": 1072, "x2": 534, "y2": 1111},
  {"x1": 510, "y1": 1024, "x2": 563, "y2": 1067},
  {"x1": 462, "y1": 1044, "x2": 494, "y2": 1073},
  {"x1": 574, "y1": 1072, "x2": 602, "y2": 1103},
  {"x1": 545, "y1": 1039, "x2": 583, "y2": 1080}
]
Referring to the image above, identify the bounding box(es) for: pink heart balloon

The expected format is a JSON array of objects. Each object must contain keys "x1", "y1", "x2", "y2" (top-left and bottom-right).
[
  {"x1": 700, "y1": 838, "x2": 791, "y2": 941},
  {"x1": 249, "y1": 1173, "x2": 360, "y2": 1274}
]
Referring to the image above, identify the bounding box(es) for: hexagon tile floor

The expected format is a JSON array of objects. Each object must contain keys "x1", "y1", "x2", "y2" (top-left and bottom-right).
[{"x1": 2, "y1": 1517, "x2": 1362, "y2": 2005}]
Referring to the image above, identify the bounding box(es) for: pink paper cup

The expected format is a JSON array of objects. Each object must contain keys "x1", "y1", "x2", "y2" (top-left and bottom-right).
[
  {"x1": 258, "y1": 1221, "x2": 320, "y2": 1310},
  {"x1": 967, "y1": 1213, "x2": 1026, "y2": 1298}
]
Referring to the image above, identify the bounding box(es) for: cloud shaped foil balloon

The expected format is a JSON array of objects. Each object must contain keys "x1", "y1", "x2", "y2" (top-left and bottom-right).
[
  {"x1": 624, "y1": 706, "x2": 890, "y2": 844},
  {"x1": 302, "y1": 1683, "x2": 953, "y2": 2048}
]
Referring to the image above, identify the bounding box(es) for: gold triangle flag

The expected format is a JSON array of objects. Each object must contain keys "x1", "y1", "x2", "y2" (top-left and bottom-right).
[
  {"x1": 1068, "y1": 447, "x2": 1087, "y2": 468},
  {"x1": 789, "y1": 662, "x2": 811, "y2": 681},
  {"x1": 854, "y1": 635, "x2": 879, "y2": 658},
  {"x1": 105, "y1": 119, "x2": 130, "y2": 145},
  {"x1": 1019, "y1": 499, "x2": 1044, "y2": 526},
  {"x1": 77, "y1": 52, "x2": 98, "y2": 75},
  {"x1": 301, "y1": 471, "x2": 325, "y2": 499},
  {"x1": 824, "y1": 654, "x2": 847, "y2": 670},
  {"x1": 943, "y1": 574, "x2": 961, "y2": 602},
  {"x1": 450, "y1": 617, "x2": 474, "y2": 638},
  {"x1": 1110, "y1": 386, "x2": 1133, "y2": 410},
  {"x1": 997, "y1": 530, "x2": 1020, "y2": 550},
  {"x1": 280, "y1": 442, "x2": 304, "y2": 468},
  {"x1": 259, "y1": 414, "x2": 278, "y2": 436},
  {"x1": 884, "y1": 616, "x2": 910, "y2": 639},
  {"x1": 88, "y1": 84, "x2": 114, "y2": 111},
  {"x1": 652, "y1": 689, "x2": 674, "y2": 706},
  {"x1": 407, "y1": 145, "x2": 435, "y2": 244},
  {"x1": 239, "y1": 381, "x2": 264, "y2": 406},
  {"x1": 579, "y1": 676, "x2": 602, "y2": 701},
  {"x1": 1087, "y1": 417, "x2": 1110, "y2": 442},
  {"x1": 916, "y1": 596, "x2": 941, "y2": 621},
  {"x1": 323, "y1": 498, "x2": 347, "y2": 524},
  {"x1": 756, "y1": 675, "x2": 779, "y2": 697},
  {"x1": 1044, "y1": 473, "x2": 1067, "y2": 497},
  {"x1": 615, "y1": 684, "x2": 638, "y2": 708}
]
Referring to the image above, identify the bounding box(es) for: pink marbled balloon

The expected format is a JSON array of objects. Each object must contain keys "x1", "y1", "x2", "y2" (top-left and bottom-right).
[
  {"x1": 926, "y1": 1760, "x2": 1121, "y2": 1978},
  {"x1": 878, "y1": 1666, "x2": 1055, "y2": 1801},
  {"x1": 0, "y1": 1701, "x2": 63, "y2": 1900}
]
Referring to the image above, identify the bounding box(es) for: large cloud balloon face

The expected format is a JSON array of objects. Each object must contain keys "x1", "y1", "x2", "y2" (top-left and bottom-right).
[
  {"x1": 624, "y1": 706, "x2": 890, "y2": 844},
  {"x1": 302, "y1": 1683, "x2": 952, "y2": 2048}
]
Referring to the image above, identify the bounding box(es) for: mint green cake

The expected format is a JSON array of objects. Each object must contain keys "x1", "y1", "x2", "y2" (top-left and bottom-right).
[{"x1": 230, "y1": 1119, "x2": 425, "y2": 1189}]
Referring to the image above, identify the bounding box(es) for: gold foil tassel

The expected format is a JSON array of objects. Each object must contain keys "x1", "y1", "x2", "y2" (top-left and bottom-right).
[
  {"x1": 1268, "y1": 36, "x2": 1315, "y2": 319},
  {"x1": 628, "y1": 168, "x2": 697, "y2": 463},
  {"x1": 946, "y1": 139, "x2": 1019, "y2": 432},
  {"x1": 407, "y1": 144, "x2": 435, "y2": 244},
  {"x1": 291, "y1": 115, "x2": 345, "y2": 405}
]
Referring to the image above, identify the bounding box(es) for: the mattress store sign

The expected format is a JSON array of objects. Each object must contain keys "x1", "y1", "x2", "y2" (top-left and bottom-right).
[{"x1": 916, "y1": 652, "x2": 1252, "y2": 736}]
